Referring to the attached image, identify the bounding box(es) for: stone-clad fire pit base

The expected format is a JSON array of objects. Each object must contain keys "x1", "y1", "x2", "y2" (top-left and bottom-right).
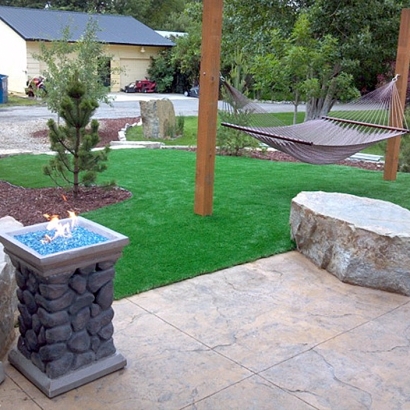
[
  {"x1": 0, "y1": 217, "x2": 129, "y2": 398},
  {"x1": 9, "y1": 349, "x2": 126, "y2": 398}
]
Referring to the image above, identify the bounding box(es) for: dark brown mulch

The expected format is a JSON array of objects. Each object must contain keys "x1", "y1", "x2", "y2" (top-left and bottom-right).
[
  {"x1": 1, "y1": 117, "x2": 384, "y2": 226},
  {"x1": 0, "y1": 182, "x2": 132, "y2": 226}
]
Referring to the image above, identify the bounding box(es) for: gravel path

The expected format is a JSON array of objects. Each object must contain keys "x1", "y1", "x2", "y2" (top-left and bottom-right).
[{"x1": 0, "y1": 119, "x2": 50, "y2": 156}]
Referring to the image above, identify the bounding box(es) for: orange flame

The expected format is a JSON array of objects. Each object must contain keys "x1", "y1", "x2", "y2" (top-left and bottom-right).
[{"x1": 41, "y1": 211, "x2": 78, "y2": 244}]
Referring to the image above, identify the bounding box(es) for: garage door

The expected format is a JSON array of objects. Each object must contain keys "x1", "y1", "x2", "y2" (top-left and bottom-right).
[{"x1": 120, "y1": 59, "x2": 151, "y2": 89}]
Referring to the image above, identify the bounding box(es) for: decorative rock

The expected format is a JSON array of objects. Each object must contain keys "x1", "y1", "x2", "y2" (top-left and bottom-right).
[
  {"x1": 17, "y1": 335, "x2": 31, "y2": 359},
  {"x1": 18, "y1": 303, "x2": 32, "y2": 328},
  {"x1": 37, "y1": 326, "x2": 46, "y2": 346},
  {"x1": 140, "y1": 99, "x2": 176, "y2": 139},
  {"x1": 96, "y1": 281, "x2": 114, "y2": 310},
  {"x1": 39, "y1": 283, "x2": 68, "y2": 300},
  {"x1": 39, "y1": 343, "x2": 67, "y2": 362},
  {"x1": 90, "y1": 303, "x2": 101, "y2": 318},
  {"x1": 290, "y1": 191, "x2": 410, "y2": 295},
  {"x1": 15, "y1": 270, "x2": 27, "y2": 289},
  {"x1": 87, "y1": 268, "x2": 115, "y2": 293},
  {"x1": 46, "y1": 352, "x2": 74, "y2": 379},
  {"x1": 96, "y1": 339, "x2": 116, "y2": 360},
  {"x1": 87, "y1": 308, "x2": 114, "y2": 335},
  {"x1": 0, "y1": 362, "x2": 4, "y2": 384},
  {"x1": 27, "y1": 274, "x2": 39, "y2": 294},
  {"x1": 45, "y1": 324, "x2": 73, "y2": 344},
  {"x1": 18, "y1": 316, "x2": 28, "y2": 337},
  {"x1": 32, "y1": 314, "x2": 41, "y2": 333},
  {"x1": 31, "y1": 352, "x2": 46, "y2": 373},
  {"x1": 25, "y1": 329, "x2": 38, "y2": 351},
  {"x1": 37, "y1": 308, "x2": 69, "y2": 328},
  {"x1": 35, "y1": 289, "x2": 75, "y2": 312},
  {"x1": 16, "y1": 288, "x2": 24, "y2": 303},
  {"x1": 69, "y1": 274, "x2": 87, "y2": 294},
  {"x1": 91, "y1": 335, "x2": 101, "y2": 352},
  {"x1": 98, "y1": 323, "x2": 114, "y2": 340},
  {"x1": 67, "y1": 330, "x2": 91, "y2": 353},
  {"x1": 71, "y1": 307, "x2": 90, "y2": 332},
  {"x1": 68, "y1": 292, "x2": 95, "y2": 315},
  {"x1": 78, "y1": 264, "x2": 97, "y2": 275},
  {"x1": 0, "y1": 216, "x2": 22, "y2": 357},
  {"x1": 71, "y1": 351, "x2": 95, "y2": 370},
  {"x1": 22, "y1": 289, "x2": 37, "y2": 314}
]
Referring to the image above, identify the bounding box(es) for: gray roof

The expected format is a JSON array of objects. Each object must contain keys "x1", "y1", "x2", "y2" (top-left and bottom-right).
[{"x1": 0, "y1": 6, "x2": 174, "y2": 47}]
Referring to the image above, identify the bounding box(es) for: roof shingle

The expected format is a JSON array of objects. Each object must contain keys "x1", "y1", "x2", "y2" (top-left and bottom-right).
[{"x1": 0, "y1": 5, "x2": 175, "y2": 47}]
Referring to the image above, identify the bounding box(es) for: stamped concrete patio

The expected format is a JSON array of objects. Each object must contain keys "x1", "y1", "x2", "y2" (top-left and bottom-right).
[{"x1": 1, "y1": 251, "x2": 409, "y2": 409}]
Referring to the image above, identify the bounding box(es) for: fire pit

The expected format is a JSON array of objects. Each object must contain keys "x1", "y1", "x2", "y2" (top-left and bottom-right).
[{"x1": 0, "y1": 216, "x2": 129, "y2": 398}]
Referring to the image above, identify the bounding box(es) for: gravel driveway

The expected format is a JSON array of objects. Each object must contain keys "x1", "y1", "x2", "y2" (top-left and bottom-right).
[{"x1": 0, "y1": 119, "x2": 50, "y2": 156}]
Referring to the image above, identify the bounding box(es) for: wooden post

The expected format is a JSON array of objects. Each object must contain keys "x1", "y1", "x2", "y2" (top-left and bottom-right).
[
  {"x1": 384, "y1": 8, "x2": 410, "y2": 181},
  {"x1": 194, "y1": 0, "x2": 223, "y2": 216}
]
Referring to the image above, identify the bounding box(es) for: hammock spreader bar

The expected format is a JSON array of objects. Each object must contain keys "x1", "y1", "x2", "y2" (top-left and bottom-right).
[
  {"x1": 321, "y1": 116, "x2": 410, "y2": 134},
  {"x1": 221, "y1": 122, "x2": 314, "y2": 146}
]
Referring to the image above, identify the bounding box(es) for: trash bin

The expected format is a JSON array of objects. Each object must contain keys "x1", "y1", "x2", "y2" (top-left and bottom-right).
[{"x1": 0, "y1": 75, "x2": 8, "y2": 104}]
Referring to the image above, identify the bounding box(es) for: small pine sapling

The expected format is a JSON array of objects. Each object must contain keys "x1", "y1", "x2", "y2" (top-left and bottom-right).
[{"x1": 43, "y1": 72, "x2": 110, "y2": 198}]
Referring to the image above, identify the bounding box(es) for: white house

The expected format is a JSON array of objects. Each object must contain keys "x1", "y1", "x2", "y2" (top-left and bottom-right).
[{"x1": 0, "y1": 6, "x2": 174, "y2": 93}]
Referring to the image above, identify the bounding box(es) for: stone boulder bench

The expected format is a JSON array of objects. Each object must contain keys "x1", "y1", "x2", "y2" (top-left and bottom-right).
[{"x1": 290, "y1": 191, "x2": 410, "y2": 296}]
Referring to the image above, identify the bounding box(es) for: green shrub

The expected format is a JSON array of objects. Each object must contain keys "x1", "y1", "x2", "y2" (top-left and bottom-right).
[
  {"x1": 399, "y1": 109, "x2": 410, "y2": 172},
  {"x1": 217, "y1": 109, "x2": 259, "y2": 156},
  {"x1": 399, "y1": 135, "x2": 410, "y2": 172},
  {"x1": 176, "y1": 115, "x2": 185, "y2": 136}
]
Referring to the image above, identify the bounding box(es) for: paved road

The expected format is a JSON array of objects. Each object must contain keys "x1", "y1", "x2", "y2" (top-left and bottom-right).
[{"x1": 0, "y1": 92, "x2": 301, "y2": 122}]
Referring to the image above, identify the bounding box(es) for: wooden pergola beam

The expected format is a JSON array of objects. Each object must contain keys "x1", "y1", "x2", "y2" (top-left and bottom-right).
[
  {"x1": 194, "y1": 0, "x2": 223, "y2": 216},
  {"x1": 384, "y1": 8, "x2": 410, "y2": 181}
]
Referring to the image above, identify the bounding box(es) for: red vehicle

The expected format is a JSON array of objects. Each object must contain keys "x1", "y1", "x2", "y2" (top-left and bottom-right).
[
  {"x1": 135, "y1": 79, "x2": 156, "y2": 93},
  {"x1": 122, "y1": 79, "x2": 157, "y2": 93}
]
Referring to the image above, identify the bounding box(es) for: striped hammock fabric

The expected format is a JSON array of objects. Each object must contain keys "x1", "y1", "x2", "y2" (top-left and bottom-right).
[{"x1": 221, "y1": 78, "x2": 409, "y2": 164}]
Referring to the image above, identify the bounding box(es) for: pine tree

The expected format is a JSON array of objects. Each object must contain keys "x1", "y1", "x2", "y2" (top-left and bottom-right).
[{"x1": 43, "y1": 72, "x2": 110, "y2": 198}]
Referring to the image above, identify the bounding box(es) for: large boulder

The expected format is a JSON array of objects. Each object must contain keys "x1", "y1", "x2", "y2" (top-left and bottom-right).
[
  {"x1": 140, "y1": 99, "x2": 176, "y2": 139},
  {"x1": 290, "y1": 191, "x2": 410, "y2": 296},
  {"x1": 0, "y1": 216, "x2": 22, "y2": 361}
]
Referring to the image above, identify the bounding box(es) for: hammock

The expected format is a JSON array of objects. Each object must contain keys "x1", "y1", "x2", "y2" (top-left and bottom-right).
[{"x1": 221, "y1": 77, "x2": 409, "y2": 164}]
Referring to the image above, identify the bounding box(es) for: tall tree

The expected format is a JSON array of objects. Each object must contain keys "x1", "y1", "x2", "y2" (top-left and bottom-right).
[
  {"x1": 223, "y1": 0, "x2": 410, "y2": 93},
  {"x1": 250, "y1": 13, "x2": 359, "y2": 121},
  {"x1": 0, "y1": 0, "x2": 49, "y2": 7},
  {"x1": 307, "y1": 0, "x2": 410, "y2": 91},
  {"x1": 223, "y1": 0, "x2": 300, "y2": 55},
  {"x1": 169, "y1": 1, "x2": 202, "y2": 85}
]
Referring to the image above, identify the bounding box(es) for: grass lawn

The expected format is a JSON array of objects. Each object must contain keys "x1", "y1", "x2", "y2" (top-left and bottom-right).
[
  {"x1": 1, "y1": 149, "x2": 410, "y2": 299},
  {"x1": 5, "y1": 93, "x2": 45, "y2": 106}
]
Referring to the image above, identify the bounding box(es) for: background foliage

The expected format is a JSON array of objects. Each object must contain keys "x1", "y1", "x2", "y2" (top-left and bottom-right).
[{"x1": 4, "y1": 0, "x2": 410, "y2": 109}]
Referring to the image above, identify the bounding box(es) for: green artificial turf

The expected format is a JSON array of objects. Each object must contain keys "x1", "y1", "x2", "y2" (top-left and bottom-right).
[{"x1": 2, "y1": 149, "x2": 410, "y2": 299}]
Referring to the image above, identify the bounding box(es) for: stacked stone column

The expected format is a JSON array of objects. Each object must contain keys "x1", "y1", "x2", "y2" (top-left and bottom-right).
[{"x1": 14, "y1": 258, "x2": 118, "y2": 379}]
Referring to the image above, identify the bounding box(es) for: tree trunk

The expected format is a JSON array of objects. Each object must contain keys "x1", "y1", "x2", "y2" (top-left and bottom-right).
[
  {"x1": 293, "y1": 90, "x2": 300, "y2": 125},
  {"x1": 305, "y1": 77, "x2": 338, "y2": 121},
  {"x1": 73, "y1": 126, "x2": 80, "y2": 199}
]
